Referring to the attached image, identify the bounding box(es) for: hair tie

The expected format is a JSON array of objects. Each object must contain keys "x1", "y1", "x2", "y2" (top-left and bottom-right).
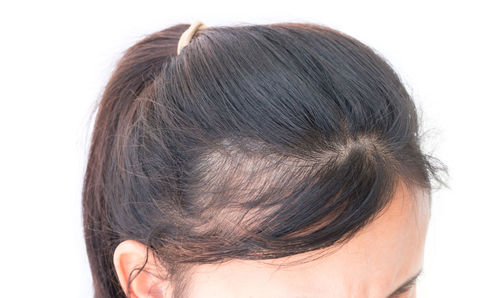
[{"x1": 177, "y1": 21, "x2": 208, "y2": 55}]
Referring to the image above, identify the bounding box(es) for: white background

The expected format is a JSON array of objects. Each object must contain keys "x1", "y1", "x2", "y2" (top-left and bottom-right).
[{"x1": 0, "y1": 1, "x2": 498, "y2": 297}]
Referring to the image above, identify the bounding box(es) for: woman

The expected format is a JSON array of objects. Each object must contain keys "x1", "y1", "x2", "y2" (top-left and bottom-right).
[{"x1": 82, "y1": 21, "x2": 447, "y2": 297}]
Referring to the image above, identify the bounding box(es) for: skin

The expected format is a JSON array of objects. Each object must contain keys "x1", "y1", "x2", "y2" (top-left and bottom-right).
[{"x1": 114, "y1": 180, "x2": 430, "y2": 298}]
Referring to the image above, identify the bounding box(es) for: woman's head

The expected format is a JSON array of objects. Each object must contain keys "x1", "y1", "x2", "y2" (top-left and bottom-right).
[{"x1": 83, "y1": 22, "x2": 447, "y2": 297}]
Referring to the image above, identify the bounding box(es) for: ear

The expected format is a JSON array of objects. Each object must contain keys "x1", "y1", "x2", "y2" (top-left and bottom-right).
[{"x1": 113, "y1": 240, "x2": 170, "y2": 298}]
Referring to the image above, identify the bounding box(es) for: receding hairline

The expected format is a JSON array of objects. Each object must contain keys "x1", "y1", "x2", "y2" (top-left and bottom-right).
[{"x1": 169, "y1": 178, "x2": 430, "y2": 297}]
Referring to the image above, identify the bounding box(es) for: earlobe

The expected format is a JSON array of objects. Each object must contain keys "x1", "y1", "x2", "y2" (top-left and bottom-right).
[{"x1": 113, "y1": 240, "x2": 168, "y2": 298}]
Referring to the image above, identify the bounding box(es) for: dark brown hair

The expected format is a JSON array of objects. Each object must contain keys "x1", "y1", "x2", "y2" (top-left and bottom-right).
[{"x1": 82, "y1": 22, "x2": 447, "y2": 298}]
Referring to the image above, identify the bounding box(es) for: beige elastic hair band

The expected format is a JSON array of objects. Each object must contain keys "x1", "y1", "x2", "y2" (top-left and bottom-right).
[{"x1": 177, "y1": 21, "x2": 208, "y2": 55}]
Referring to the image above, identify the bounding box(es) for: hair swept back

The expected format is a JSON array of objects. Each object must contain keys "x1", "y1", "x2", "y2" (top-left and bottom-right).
[{"x1": 82, "y1": 22, "x2": 448, "y2": 298}]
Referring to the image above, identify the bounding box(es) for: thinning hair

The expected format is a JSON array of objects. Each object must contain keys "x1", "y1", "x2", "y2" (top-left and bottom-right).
[{"x1": 82, "y1": 22, "x2": 448, "y2": 298}]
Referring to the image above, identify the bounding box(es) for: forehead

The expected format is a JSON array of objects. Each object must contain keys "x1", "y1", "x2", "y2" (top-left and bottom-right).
[{"x1": 186, "y1": 181, "x2": 430, "y2": 298}]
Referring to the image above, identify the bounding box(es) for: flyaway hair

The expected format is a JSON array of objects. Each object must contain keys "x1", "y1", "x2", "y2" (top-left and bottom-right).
[{"x1": 82, "y1": 22, "x2": 448, "y2": 298}]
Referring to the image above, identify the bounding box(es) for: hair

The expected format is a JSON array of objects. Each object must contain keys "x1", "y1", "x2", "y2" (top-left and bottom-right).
[{"x1": 82, "y1": 22, "x2": 448, "y2": 298}]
